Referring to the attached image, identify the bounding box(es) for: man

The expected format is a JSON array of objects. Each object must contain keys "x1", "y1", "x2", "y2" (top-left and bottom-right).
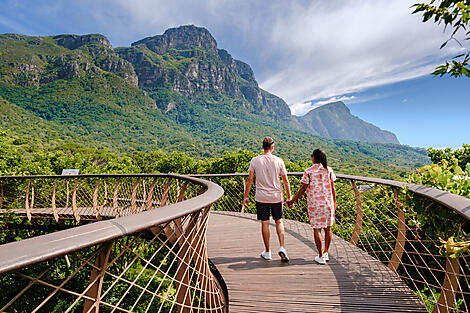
[{"x1": 243, "y1": 137, "x2": 292, "y2": 262}]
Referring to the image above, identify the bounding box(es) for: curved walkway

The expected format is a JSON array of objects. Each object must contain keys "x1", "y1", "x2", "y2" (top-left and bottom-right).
[{"x1": 207, "y1": 211, "x2": 426, "y2": 313}]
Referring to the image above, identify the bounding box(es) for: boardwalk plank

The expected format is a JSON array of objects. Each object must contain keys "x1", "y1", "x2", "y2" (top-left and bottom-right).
[{"x1": 207, "y1": 211, "x2": 426, "y2": 313}]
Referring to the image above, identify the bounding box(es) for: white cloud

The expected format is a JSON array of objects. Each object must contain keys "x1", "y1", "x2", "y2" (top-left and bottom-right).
[
  {"x1": 314, "y1": 96, "x2": 356, "y2": 107},
  {"x1": 1, "y1": 0, "x2": 467, "y2": 117},
  {"x1": 290, "y1": 95, "x2": 357, "y2": 116},
  {"x1": 258, "y1": 0, "x2": 467, "y2": 114}
]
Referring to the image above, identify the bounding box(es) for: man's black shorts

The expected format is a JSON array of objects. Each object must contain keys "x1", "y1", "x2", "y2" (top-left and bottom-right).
[{"x1": 256, "y1": 202, "x2": 283, "y2": 221}]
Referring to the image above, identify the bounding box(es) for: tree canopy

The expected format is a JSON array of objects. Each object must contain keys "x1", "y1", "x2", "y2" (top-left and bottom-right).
[{"x1": 413, "y1": 0, "x2": 470, "y2": 77}]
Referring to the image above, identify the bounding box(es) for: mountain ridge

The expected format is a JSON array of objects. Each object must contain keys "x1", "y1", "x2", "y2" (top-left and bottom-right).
[
  {"x1": 296, "y1": 101, "x2": 400, "y2": 144},
  {"x1": 0, "y1": 26, "x2": 428, "y2": 177}
]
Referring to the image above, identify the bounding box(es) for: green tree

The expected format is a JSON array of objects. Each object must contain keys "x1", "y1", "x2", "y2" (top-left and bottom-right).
[
  {"x1": 413, "y1": 0, "x2": 470, "y2": 77},
  {"x1": 427, "y1": 144, "x2": 470, "y2": 168}
]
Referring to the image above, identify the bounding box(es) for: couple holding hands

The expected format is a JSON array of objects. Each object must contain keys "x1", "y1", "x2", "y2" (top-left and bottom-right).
[{"x1": 243, "y1": 137, "x2": 336, "y2": 265}]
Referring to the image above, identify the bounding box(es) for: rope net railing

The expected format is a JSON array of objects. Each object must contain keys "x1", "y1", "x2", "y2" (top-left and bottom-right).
[
  {"x1": 195, "y1": 173, "x2": 470, "y2": 313},
  {"x1": 0, "y1": 174, "x2": 226, "y2": 313}
]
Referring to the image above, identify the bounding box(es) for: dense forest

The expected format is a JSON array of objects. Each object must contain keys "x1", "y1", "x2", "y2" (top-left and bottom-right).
[{"x1": 0, "y1": 126, "x2": 430, "y2": 180}]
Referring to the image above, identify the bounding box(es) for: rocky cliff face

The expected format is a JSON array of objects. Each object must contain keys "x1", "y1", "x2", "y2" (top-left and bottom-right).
[
  {"x1": 54, "y1": 34, "x2": 138, "y2": 86},
  {"x1": 0, "y1": 33, "x2": 138, "y2": 87},
  {"x1": 53, "y1": 34, "x2": 113, "y2": 50},
  {"x1": 296, "y1": 102, "x2": 400, "y2": 144},
  {"x1": 132, "y1": 25, "x2": 218, "y2": 53},
  {"x1": 118, "y1": 25, "x2": 291, "y2": 117}
]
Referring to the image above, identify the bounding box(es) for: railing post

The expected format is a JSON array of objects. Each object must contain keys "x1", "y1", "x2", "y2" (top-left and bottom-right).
[
  {"x1": 83, "y1": 241, "x2": 113, "y2": 313},
  {"x1": 130, "y1": 178, "x2": 140, "y2": 214},
  {"x1": 112, "y1": 179, "x2": 121, "y2": 217},
  {"x1": 51, "y1": 179, "x2": 59, "y2": 222},
  {"x1": 349, "y1": 180, "x2": 363, "y2": 246},
  {"x1": 433, "y1": 257, "x2": 460, "y2": 313},
  {"x1": 161, "y1": 182, "x2": 188, "y2": 244},
  {"x1": 388, "y1": 188, "x2": 406, "y2": 273},
  {"x1": 72, "y1": 179, "x2": 80, "y2": 223},
  {"x1": 66, "y1": 179, "x2": 70, "y2": 208},
  {"x1": 31, "y1": 186, "x2": 35, "y2": 218},
  {"x1": 241, "y1": 177, "x2": 246, "y2": 213},
  {"x1": 0, "y1": 183, "x2": 3, "y2": 210},
  {"x1": 142, "y1": 180, "x2": 147, "y2": 201},
  {"x1": 160, "y1": 178, "x2": 173, "y2": 207},
  {"x1": 25, "y1": 179, "x2": 32, "y2": 221},
  {"x1": 145, "y1": 178, "x2": 157, "y2": 211},
  {"x1": 92, "y1": 180, "x2": 101, "y2": 220}
]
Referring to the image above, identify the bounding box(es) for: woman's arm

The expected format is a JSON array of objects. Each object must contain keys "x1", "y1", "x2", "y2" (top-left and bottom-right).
[
  {"x1": 286, "y1": 183, "x2": 308, "y2": 208},
  {"x1": 331, "y1": 177, "x2": 336, "y2": 209}
]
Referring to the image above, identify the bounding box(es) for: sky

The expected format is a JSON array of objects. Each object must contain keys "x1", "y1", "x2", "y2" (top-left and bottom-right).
[{"x1": 0, "y1": 0, "x2": 468, "y2": 149}]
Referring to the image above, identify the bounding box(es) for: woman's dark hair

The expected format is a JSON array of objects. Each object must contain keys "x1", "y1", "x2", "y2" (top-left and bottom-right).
[
  {"x1": 262, "y1": 137, "x2": 274, "y2": 150},
  {"x1": 311, "y1": 149, "x2": 328, "y2": 169}
]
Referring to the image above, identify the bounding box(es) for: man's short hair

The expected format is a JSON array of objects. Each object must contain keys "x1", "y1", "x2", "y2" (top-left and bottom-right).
[{"x1": 262, "y1": 137, "x2": 274, "y2": 150}]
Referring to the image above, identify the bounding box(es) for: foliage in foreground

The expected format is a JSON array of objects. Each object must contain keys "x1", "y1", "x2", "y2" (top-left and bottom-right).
[
  {"x1": 427, "y1": 144, "x2": 470, "y2": 170},
  {"x1": 413, "y1": 0, "x2": 470, "y2": 77}
]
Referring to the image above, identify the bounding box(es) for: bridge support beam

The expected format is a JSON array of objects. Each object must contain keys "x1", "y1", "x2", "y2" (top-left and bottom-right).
[
  {"x1": 349, "y1": 181, "x2": 363, "y2": 246},
  {"x1": 175, "y1": 211, "x2": 199, "y2": 313},
  {"x1": 433, "y1": 257, "x2": 460, "y2": 313},
  {"x1": 83, "y1": 241, "x2": 113, "y2": 313},
  {"x1": 388, "y1": 188, "x2": 406, "y2": 273}
]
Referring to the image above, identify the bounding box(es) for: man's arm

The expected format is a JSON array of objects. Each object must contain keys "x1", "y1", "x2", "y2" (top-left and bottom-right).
[
  {"x1": 244, "y1": 170, "x2": 255, "y2": 206},
  {"x1": 281, "y1": 173, "x2": 292, "y2": 201}
]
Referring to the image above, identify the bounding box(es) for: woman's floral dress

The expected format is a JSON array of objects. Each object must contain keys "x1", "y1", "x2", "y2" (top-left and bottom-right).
[{"x1": 300, "y1": 164, "x2": 336, "y2": 228}]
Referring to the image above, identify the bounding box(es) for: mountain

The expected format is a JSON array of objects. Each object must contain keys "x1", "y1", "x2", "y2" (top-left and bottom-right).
[
  {"x1": 0, "y1": 26, "x2": 428, "y2": 177},
  {"x1": 296, "y1": 102, "x2": 400, "y2": 144},
  {"x1": 116, "y1": 25, "x2": 291, "y2": 118}
]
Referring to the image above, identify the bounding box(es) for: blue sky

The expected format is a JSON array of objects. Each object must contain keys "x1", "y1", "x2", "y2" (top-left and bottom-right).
[
  {"x1": 346, "y1": 76, "x2": 469, "y2": 149},
  {"x1": 0, "y1": 0, "x2": 468, "y2": 149}
]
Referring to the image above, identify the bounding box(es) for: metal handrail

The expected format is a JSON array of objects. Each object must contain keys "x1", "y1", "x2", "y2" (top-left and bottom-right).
[
  {"x1": 0, "y1": 174, "x2": 224, "y2": 274},
  {"x1": 192, "y1": 172, "x2": 470, "y2": 221}
]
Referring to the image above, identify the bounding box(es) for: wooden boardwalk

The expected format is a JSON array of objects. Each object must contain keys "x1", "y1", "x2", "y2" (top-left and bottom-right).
[{"x1": 207, "y1": 211, "x2": 426, "y2": 313}]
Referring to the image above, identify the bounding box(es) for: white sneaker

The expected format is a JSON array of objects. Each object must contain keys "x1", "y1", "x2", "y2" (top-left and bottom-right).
[
  {"x1": 261, "y1": 251, "x2": 272, "y2": 260},
  {"x1": 314, "y1": 256, "x2": 326, "y2": 265},
  {"x1": 323, "y1": 253, "x2": 329, "y2": 262},
  {"x1": 278, "y1": 246, "x2": 289, "y2": 262}
]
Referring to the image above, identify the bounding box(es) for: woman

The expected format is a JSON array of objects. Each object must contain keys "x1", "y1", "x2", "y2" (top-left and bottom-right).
[{"x1": 287, "y1": 149, "x2": 336, "y2": 264}]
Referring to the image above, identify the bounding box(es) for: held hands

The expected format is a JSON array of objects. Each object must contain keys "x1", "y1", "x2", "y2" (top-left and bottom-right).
[{"x1": 286, "y1": 197, "x2": 294, "y2": 208}]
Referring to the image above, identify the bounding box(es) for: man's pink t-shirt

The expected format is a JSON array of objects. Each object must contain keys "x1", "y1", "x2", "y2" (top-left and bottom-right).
[{"x1": 248, "y1": 154, "x2": 287, "y2": 203}]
